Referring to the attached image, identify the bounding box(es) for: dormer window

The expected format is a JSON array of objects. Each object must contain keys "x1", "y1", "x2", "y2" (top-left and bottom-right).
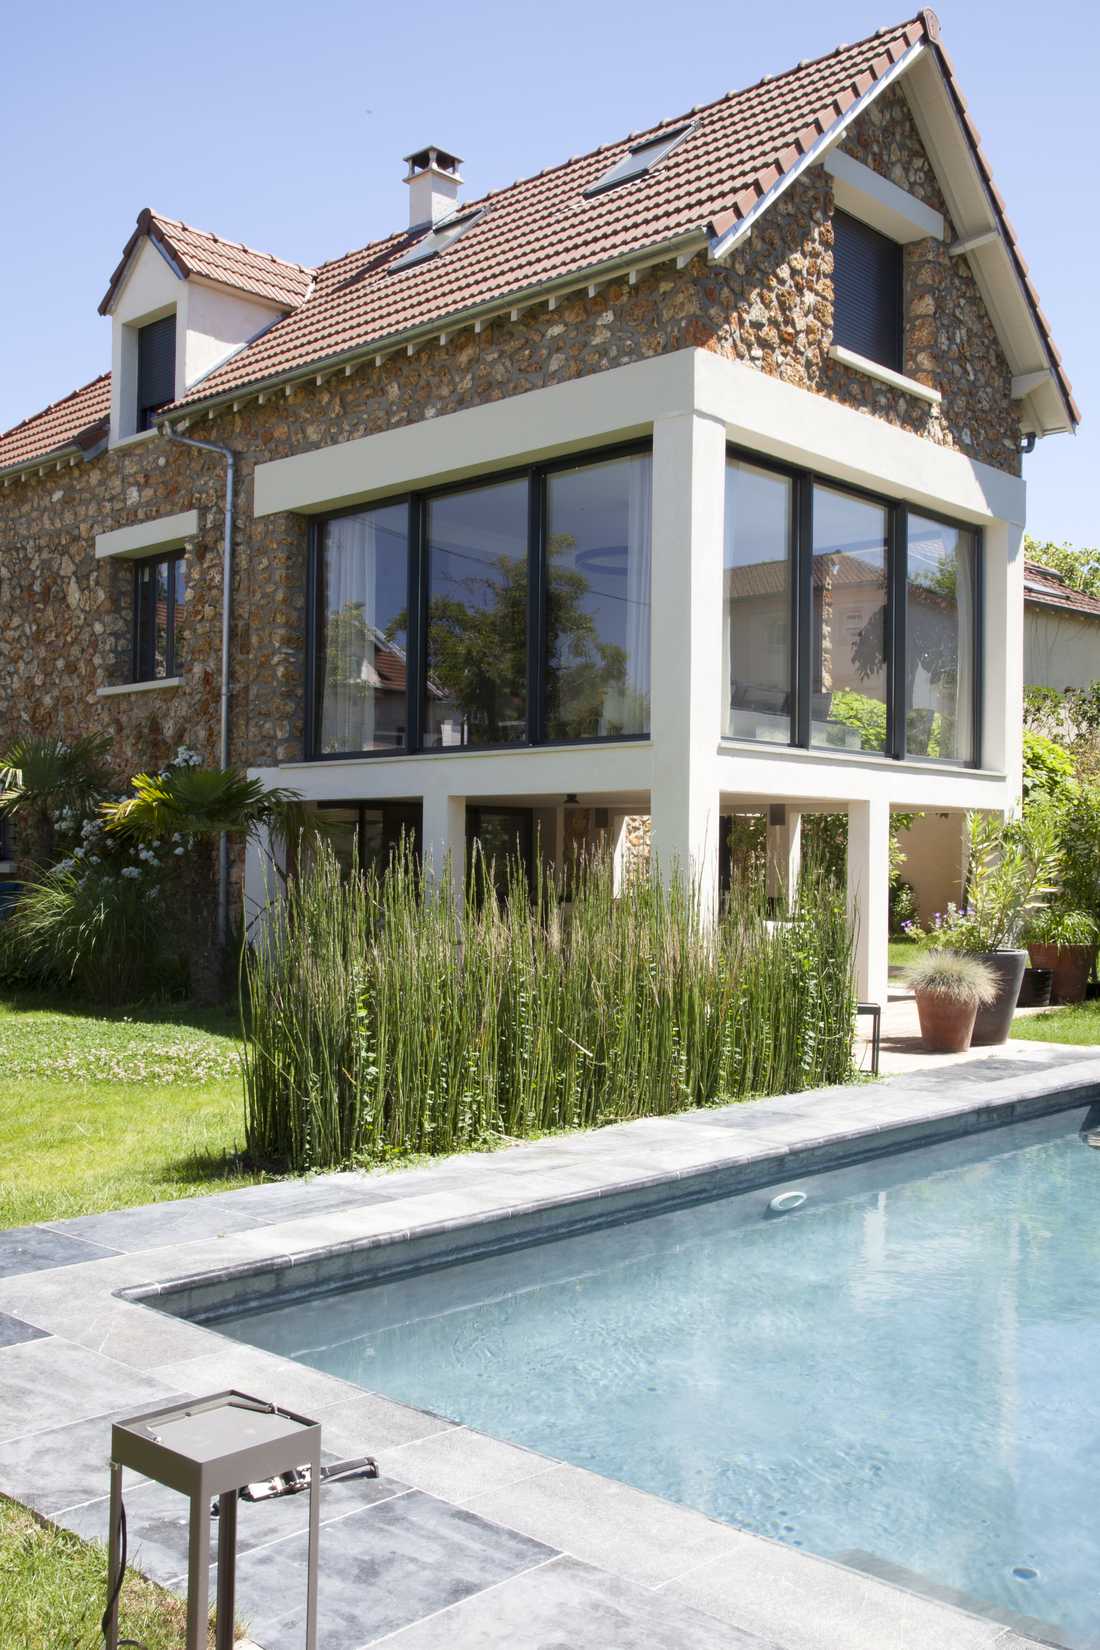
[
  {"x1": 832, "y1": 210, "x2": 903, "y2": 372},
  {"x1": 137, "y1": 314, "x2": 176, "y2": 431},
  {"x1": 584, "y1": 123, "x2": 693, "y2": 197}
]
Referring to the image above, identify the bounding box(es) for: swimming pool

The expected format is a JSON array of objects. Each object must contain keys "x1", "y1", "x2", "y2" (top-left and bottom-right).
[{"x1": 214, "y1": 1106, "x2": 1100, "y2": 1648}]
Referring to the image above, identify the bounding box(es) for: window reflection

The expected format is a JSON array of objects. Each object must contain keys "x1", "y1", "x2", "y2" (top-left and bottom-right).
[
  {"x1": 724, "y1": 461, "x2": 792, "y2": 741},
  {"x1": 317, "y1": 504, "x2": 409, "y2": 755},
  {"x1": 425, "y1": 479, "x2": 528, "y2": 748},
  {"x1": 811, "y1": 486, "x2": 889, "y2": 752},
  {"x1": 545, "y1": 453, "x2": 652, "y2": 740},
  {"x1": 906, "y1": 515, "x2": 975, "y2": 764}
]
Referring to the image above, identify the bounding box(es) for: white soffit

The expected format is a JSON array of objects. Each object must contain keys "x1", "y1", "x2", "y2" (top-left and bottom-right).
[
  {"x1": 824, "y1": 149, "x2": 944, "y2": 242},
  {"x1": 901, "y1": 52, "x2": 1073, "y2": 436},
  {"x1": 95, "y1": 508, "x2": 199, "y2": 560}
]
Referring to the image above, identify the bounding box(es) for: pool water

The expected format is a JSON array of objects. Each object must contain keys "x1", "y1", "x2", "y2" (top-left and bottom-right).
[{"x1": 218, "y1": 1110, "x2": 1100, "y2": 1647}]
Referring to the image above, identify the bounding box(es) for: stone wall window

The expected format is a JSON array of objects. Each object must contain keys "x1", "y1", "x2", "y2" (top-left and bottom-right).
[
  {"x1": 723, "y1": 459, "x2": 793, "y2": 742},
  {"x1": 832, "y1": 210, "x2": 903, "y2": 371},
  {"x1": 721, "y1": 447, "x2": 981, "y2": 767},
  {"x1": 132, "y1": 551, "x2": 186, "y2": 682},
  {"x1": 307, "y1": 440, "x2": 652, "y2": 759}
]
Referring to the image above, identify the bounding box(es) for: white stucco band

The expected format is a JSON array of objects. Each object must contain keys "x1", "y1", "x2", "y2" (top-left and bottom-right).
[
  {"x1": 96, "y1": 510, "x2": 199, "y2": 560},
  {"x1": 248, "y1": 348, "x2": 1027, "y2": 1005}
]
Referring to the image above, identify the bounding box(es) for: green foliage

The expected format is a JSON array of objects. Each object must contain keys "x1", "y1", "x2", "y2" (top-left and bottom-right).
[
  {"x1": 1023, "y1": 684, "x2": 1067, "y2": 732},
  {"x1": 829, "y1": 691, "x2": 888, "y2": 753},
  {"x1": 1023, "y1": 905, "x2": 1099, "y2": 947},
  {"x1": 905, "y1": 950, "x2": 998, "y2": 1004},
  {"x1": 1025, "y1": 535, "x2": 1100, "y2": 599},
  {"x1": 1022, "y1": 728, "x2": 1076, "y2": 799},
  {"x1": 243, "y1": 844, "x2": 857, "y2": 1173},
  {"x1": 0, "y1": 733, "x2": 114, "y2": 868},
  {"x1": 103, "y1": 765, "x2": 299, "y2": 842},
  {"x1": 914, "y1": 809, "x2": 1059, "y2": 953}
]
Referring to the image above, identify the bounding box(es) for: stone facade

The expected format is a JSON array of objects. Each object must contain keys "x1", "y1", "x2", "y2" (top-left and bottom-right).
[{"x1": 0, "y1": 82, "x2": 1021, "y2": 788}]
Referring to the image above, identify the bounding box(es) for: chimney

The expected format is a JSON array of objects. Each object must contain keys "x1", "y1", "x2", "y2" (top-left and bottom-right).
[{"x1": 404, "y1": 145, "x2": 463, "y2": 229}]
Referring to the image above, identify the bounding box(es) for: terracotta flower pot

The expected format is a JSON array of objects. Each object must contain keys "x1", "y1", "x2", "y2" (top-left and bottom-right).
[
  {"x1": 1027, "y1": 943, "x2": 1097, "y2": 1005},
  {"x1": 970, "y1": 950, "x2": 1028, "y2": 1045},
  {"x1": 914, "y1": 989, "x2": 979, "y2": 1053}
]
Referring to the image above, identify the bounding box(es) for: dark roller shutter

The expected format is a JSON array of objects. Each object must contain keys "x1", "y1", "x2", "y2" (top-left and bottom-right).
[
  {"x1": 832, "y1": 210, "x2": 902, "y2": 371},
  {"x1": 137, "y1": 315, "x2": 176, "y2": 429}
]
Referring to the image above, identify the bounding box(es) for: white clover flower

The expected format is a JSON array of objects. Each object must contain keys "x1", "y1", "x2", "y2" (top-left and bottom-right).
[
  {"x1": 174, "y1": 846, "x2": 185, "y2": 857},
  {"x1": 120, "y1": 866, "x2": 141, "y2": 880}
]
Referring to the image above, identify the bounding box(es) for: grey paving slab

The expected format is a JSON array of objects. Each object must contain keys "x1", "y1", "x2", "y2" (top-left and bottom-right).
[
  {"x1": 377, "y1": 1552, "x2": 782, "y2": 1649},
  {"x1": 0, "y1": 1223, "x2": 118, "y2": 1279},
  {"x1": 384, "y1": 1427, "x2": 558, "y2": 1505},
  {"x1": 0, "y1": 1337, "x2": 177, "y2": 1442},
  {"x1": 151, "y1": 1342, "x2": 366, "y2": 1414},
  {"x1": 230, "y1": 1489, "x2": 557, "y2": 1650},
  {"x1": 0, "y1": 1293, "x2": 226, "y2": 1369},
  {"x1": 0, "y1": 1310, "x2": 48, "y2": 1347},
  {"x1": 0, "y1": 1394, "x2": 193, "y2": 1513},
  {"x1": 59, "y1": 1459, "x2": 410, "y2": 1587},
  {"x1": 465, "y1": 1461, "x2": 744, "y2": 1588},
  {"x1": 44, "y1": 1197, "x2": 271, "y2": 1252},
  {"x1": 313, "y1": 1390, "x2": 456, "y2": 1454},
  {"x1": 663, "y1": 1537, "x2": 1007, "y2": 1650}
]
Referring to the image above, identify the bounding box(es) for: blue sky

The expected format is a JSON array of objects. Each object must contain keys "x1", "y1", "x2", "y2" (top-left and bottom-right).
[{"x1": 2, "y1": 1, "x2": 1095, "y2": 547}]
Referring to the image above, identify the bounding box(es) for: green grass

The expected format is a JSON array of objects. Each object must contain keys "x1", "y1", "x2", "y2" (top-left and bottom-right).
[
  {"x1": 1011, "y1": 997, "x2": 1100, "y2": 1045},
  {"x1": 888, "y1": 935, "x2": 921, "y2": 969},
  {"x1": 0, "y1": 1496, "x2": 234, "y2": 1648},
  {"x1": 0, "y1": 992, "x2": 264, "y2": 1229}
]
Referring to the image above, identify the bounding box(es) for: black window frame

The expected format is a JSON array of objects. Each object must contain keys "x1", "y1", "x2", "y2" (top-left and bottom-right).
[
  {"x1": 136, "y1": 313, "x2": 177, "y2": 433},
  {"x1": 832, "y1": 209, "x2": 904, "y2": 373},
  {"x1": 725, "y1": 444, "x2": 984, "y2": 769},
  {"x1": 132, "y1": 550, "x2": 185, "y2": 683},
  {"x1": 306, "y1": 438, "x2": 654, "y2": 762}
]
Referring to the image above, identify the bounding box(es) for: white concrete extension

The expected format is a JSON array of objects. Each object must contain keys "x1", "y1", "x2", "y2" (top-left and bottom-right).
[{"x1": 248, "y1": 347, "x2": 1026, "y2": 1006}]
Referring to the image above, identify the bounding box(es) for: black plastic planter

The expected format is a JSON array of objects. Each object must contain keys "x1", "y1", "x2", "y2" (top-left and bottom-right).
[
  {"x1": 1017, "y1": 966, "x2": 1053, "y2": 1008},
  {"x1": 971, "y1": 949, "x2": 1028, "y2": 1045}
]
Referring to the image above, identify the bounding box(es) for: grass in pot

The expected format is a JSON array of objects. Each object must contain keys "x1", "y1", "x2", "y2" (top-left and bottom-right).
[
  {"x1": 1024, "y1": 906, "x2": 1099, "y2": 1004},
  {"x1": 905, "y1": 951, "x2": 998, "y2": 1053}
]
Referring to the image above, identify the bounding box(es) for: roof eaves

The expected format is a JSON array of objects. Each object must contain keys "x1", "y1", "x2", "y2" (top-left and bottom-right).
[{"x1": 160, "y1": 226, "x2": 711, "y2": 426}]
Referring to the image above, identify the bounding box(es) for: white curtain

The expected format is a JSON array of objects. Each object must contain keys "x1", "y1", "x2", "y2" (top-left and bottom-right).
[
  {"x1": 320, "y1": 513, "x2": 379, "y2": 753},
  {"x1": 954, "y1": 531, "x2": 976, "y2": 764},
  {"x1": 624, "y1": 453, "x2": 653, "y2": 729}
]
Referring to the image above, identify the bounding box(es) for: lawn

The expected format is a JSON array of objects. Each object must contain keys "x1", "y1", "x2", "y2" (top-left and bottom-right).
[
  {"x1": 1011, "y1": 997, "x2": 1100, "y2": 1045},
  {"x1": 0, "y1": 992, "x2": 265, "y2": 1229},
  {"x1": 0, "y1": 1496, "x2": 234, "y2": 1648},
  {"x1": 888, "y1": 935, "x2": 920, "y2": 970}
]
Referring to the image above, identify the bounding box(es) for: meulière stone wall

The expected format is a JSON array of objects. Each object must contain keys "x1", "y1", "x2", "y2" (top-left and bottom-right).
[{"x1": 0, "y1": 82, "x2": 1021, "y2": 787}]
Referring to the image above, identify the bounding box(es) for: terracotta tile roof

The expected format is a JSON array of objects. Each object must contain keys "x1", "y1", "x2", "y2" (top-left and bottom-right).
[
  {"x1": 0, "y1": 371, "x2": 110, "y2": 472},
  {"x1": 98, "y1": 208, "x2": 315, "y2": 315},
  {"x1": 1023, "y1": 561, "x2": 1100, "y2": 621},
  {"x1": 173, "y1": 14, "x2": 931, "y2": 408}
]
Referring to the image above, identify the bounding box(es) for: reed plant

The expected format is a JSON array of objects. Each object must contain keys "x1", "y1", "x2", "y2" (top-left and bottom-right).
[{"x1": 242, "y1": 841, "x2": 856, "y2": 1172}]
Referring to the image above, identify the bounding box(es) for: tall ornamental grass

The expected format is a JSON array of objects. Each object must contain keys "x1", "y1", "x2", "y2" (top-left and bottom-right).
[{"x1": 242, "y1": 843, "x2": 855, "y2": 1172}]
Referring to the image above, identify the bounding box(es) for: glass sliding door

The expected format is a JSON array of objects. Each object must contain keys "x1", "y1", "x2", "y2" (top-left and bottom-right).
[
  {"x1": 316, "y1": 503, "x2": 410, "y2": 755},
  {"x1": 724, "y1": 459, "x2": 793, "y2": 742},
  {"x1": 810, "y1": 485, "x2": 889, "y2": 752},
  {"x1": 906, "y1": 515, "x2": 977, "y2": 764},
  {"x1": 424, "y1": 478, "x2": 529, "y2": 748},
  {"x1": 545, "y1": 451, "x2": 652, "y2": 740}
]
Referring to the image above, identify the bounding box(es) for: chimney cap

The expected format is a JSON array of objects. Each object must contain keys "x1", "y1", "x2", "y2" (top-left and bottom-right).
[{"x1": 403, "y1": 145, "x2": 463, "y2": 180}]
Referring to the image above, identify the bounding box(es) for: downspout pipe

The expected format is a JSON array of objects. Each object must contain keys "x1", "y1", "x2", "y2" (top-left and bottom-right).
[{"x1": 159, "y1": 425, "x2": 236, "y2": 947}]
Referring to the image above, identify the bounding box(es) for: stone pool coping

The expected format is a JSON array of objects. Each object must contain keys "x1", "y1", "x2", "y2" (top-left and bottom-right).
[{"x1": 2, "y1": 1041, "x2": 1098, "y2": 1650}]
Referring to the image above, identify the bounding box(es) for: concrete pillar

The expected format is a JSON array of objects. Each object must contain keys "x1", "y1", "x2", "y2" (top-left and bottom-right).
[
  {"x1": 847, "y1": 796, "x2": 890, "y2": 1005},
  {"x1": 421, "y1": 789, "x2": 466, "y2": 909},
  {"x1": 983, "y1": 520, "x2": 1024, "y2": 812},
  {"x1": 765, "y1": 805, "x2": 802, "y2": 911},
  {"x1": 243, "y1": 822, "x2": 285, "y2": 940},
  {"x1": 648, "y1": 408, "x2": 727, "y2": 923},
  {"x1": 609, "y1": 814, "x2": 630, "y2": 894}
]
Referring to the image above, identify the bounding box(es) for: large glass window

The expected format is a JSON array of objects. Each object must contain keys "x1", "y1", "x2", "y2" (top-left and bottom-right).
[
  {"x1": 545, "y1": 452, "x2": 652, "y2": 741},
  {"x1": 724, "y1": 460, "x2": 793, "y2": 742},
  {"x1": 425, "y1": 479, "x2": 529, "y2": 748},
  {"x1": 811, "y1": 485, "x2": 889, "y2": 753},
  {"x1": 316, "y1": 503, "x2": 410, "y2": 756},
  {"x1": 906, "y1": 515, "x2": 976, "y2": 764},
  {"x1": 133, "y1": 552, "x2": 185, "y2": 682}
]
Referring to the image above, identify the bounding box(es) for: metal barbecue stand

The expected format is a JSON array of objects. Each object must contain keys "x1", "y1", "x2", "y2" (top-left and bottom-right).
[{"x1": 104, "y1": 1391, "x2": 321, "y2": 1650}]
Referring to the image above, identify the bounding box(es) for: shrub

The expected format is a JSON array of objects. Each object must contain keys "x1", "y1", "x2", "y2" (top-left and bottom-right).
[
  {"x1": 905, "y1": 951, "x2": 998, "y2": 1004},
  {"x1": 243, "y1": 843, "x2": 857, "y2": 1173},
  {"x1": 1023, "y1": 906, "x2": 1099, "y2": 947}
]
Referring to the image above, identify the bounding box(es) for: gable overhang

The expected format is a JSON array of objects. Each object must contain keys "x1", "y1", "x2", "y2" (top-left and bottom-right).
[{"x1": 98, "y1": 210, "x2": 186, "y2": 316}]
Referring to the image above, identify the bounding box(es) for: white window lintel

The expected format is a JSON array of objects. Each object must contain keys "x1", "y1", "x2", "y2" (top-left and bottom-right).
[
  {"x1": 96, "y1": 676, "x2": 183, "y2": 697},
  {"x1": 829, "y1": 344, "x2": 942, "y2": 405},
  {"x1": 824, "y1": 149, "x2": 944, "y2": 243},
  {"x1": 95, "y1": 510, "x2": 199, "y2": 561}
]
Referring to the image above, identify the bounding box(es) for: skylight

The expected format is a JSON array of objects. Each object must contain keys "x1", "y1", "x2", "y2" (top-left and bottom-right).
[
  {"x1": 584, "y1": 123, "x2": 693, "y2": 197},
  {"x1": 388, "y1": 208, "x2": 485, "y2": 273}
]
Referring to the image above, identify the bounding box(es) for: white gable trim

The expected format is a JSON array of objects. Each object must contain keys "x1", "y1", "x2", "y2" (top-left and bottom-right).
[{"x1": 824, "y1": 149, "x2": 943, "y2": 242}]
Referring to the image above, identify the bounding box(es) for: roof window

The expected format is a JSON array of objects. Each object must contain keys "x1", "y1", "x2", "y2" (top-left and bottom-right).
[
  {"x1": 388, "y1": 207, "x2": 485, "y2": 273},
  {"x1": 584, "y1": 124, "x2": 693, "y2": 197}
]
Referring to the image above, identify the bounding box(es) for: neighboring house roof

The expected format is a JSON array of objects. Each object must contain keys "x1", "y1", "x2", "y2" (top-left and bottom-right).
[
  {"x1": 1023, "y1": 561, "x2": 1100, "y2": 621},
  {"x1": 99, "y1": 209, "x2": 315, "y2": 315},
  {"x1": 0, "y1": 371, "x2": 110, "y2": 472}
]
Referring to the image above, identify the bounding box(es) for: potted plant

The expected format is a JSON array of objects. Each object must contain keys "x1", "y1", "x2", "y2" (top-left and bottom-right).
[
  {"x1": 909, "y1": 811, "x2": 1060, "y2": 1045},
  {"x1": 1024, "y1": 906, "x2": 1099, "y2": 1004},
  {"x1": 905, "y1": 951, "x2": 998, "y2": 1053}
]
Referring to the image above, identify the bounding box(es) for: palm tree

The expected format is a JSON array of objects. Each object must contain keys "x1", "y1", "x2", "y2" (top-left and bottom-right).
[
  {"x1": 0, "y1": 734, "x2": 114, "y2": 871},
  {"x1": 102, "y1": 766, "x2": 300, "y2": 1004}
]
